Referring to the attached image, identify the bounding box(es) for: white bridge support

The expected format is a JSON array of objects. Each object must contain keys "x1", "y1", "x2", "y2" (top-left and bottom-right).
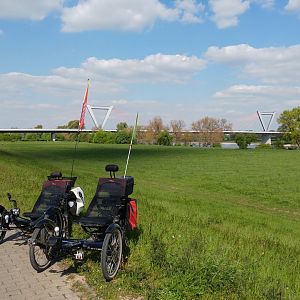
[
  {"x1": 87, "y1": 105, "x2": 113, "y2": 130},
  {"x1": 261, "y1": 133, "x2": 272, "y2": 145},
  {"x1": 257, "y1": 111, "x2": 276, "y2": 144},
  {"x1": 51, "y1": 132, "x2": 56, "y2": 141}
]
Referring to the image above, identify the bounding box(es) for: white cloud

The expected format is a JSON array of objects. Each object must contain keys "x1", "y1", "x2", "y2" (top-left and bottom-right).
[
  {"x1": 211, "y1": 84, "x2": 300, "y2": 129},
  {"x1": 0, "y1": 0, "x2": 62, "y2": 20},
  {"x1": 112, "y1": 99, "x2": 128, "y2": 105},
  {"x1": 205, "y1": 44, "x2": 300, "y2": 84},
  {"x1": 252, "y1": 0, "x2": 274, "y2": 9},
  {"x1": 0, "y1": 54, "x2": 205, "y2": 100},
  {"x1": 61, "y1": 0, "x2": 178, "y2": 32},
  {"x1": 285, "y1": 0, "x2": 300, "y2": 16},
  {"x1": 175, "y1": 0, "x2": 205, "y2": 23},
  {"x1": 54, "y1": 54, "x2": 206, "y2": 83},
  {"x1": 61, "y1": 0, "x2": 206, "y2": 32},
  {"x1": 209, "y1": 0, "x2": 250, "y2": 28},
  {"x1": 0, "y1": 54, "x2": 206, "y2": 127},
  {"x1": 214, "y1": 85, "x2": 300, "y2": 98}
]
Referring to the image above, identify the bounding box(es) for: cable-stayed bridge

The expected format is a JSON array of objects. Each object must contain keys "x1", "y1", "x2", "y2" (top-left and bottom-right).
[
  {"x1": 0, "y1": 128, "x2": 283, "y2": 144},
  {"x1": 0, "y1": 111, "x2": 284, "y2": 144}
]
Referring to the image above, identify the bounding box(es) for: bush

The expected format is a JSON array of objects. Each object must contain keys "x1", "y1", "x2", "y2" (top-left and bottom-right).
[
  {"x1": 41, "y1": 133, "x2": 51, "y2": 141},
  {"x1": 235, "y1": 134, "x2": 256, "y2": 149},
  {"x1": 257, "y1": 144, "x2": 272, "y2": 149},
  {"x1": 0, "y1": 133, "x2": 22, "y2": 141},
  {"x1": 157, "y1": 131, "x2": 173, "y2": 146},
  {"x1": 25, "y1": 133, "x2": 38, "y2": 141},
  {"x1": 79, "y1": 133, "x2": 91, "y2": 143},
  {"x1": 115, "y1": 130, "x2": 132, "y2": 144},
  {"x1": 274, "y1": 138, "x2": 285, "y2": 149},
  {"x1": 93, "y1": 130, "x2": 116, "y2": 144},
  {"x1": 55, "y1": 133, "x2": 65, "y2": 141}
]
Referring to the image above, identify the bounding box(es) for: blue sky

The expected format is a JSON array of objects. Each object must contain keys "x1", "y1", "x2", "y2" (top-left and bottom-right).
[{"x1": 0, "y1": 0, "x2": 300, "y2": 130}]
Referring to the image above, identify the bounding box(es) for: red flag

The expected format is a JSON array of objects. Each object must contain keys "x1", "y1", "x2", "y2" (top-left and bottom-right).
[{"x1": 79, "y1": 79, "x2": 90, "y2": 130}]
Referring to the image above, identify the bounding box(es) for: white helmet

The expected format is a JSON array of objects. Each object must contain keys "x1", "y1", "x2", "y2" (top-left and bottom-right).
[{"x1": 68, "y1": 187, "x2": 85, "y2": 216}]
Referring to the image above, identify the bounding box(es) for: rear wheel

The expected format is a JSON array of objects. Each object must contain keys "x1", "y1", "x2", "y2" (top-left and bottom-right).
[
  {"x1": 101, "y1": 228, "x2": 122, "y2": 281},
  {"x1": 29, "y1": 224, "x2": 56, "y2": 272}
]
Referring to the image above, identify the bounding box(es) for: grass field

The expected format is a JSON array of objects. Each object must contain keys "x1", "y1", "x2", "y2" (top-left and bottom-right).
[{"x1": 0, "y1": 142, "x2": 299, "y2": 299}]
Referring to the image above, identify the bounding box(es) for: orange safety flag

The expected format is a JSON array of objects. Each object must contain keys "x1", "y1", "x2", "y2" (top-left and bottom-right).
[{"x1": 79, "y1": 79, "x2": 90, "y2": 130}]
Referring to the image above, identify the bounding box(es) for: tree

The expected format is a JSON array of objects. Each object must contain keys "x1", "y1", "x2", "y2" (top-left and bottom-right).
[
  {"x1": 116, "y1": 122, "x2": 128, "y2": 132},
  {"x1": 191, "y1": 117, "x2": 232, "y2": 147},
  {"x1": 34, "y1": 124, "x2": 43, "y2": 140},
  {"x1": 157, "y1": 131, "x2": 173, "y2": 146},
  {"x1": 57, "y1": 120, "x2": 79, "y2": 129},
  {"x1": 57, "y1": 120, "x2": 79, "y2": 141},
  {"x1": 170, "y1": 120, "x2": 185, "y2": 144},
  {"x1": 235, "y1": 134, "x2": 256, "y2": 149},
  {"x1": 146, "y1": 116, "x2": 165, "y2": 144},
  {"x1": 278, "y1": 107, "x2": 300, "y2": 147}
]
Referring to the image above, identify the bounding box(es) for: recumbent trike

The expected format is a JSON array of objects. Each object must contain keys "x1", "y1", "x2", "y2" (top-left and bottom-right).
[
  {"x1": 0, "y1": 172, "x2": 84, "y2": 244},
  {"x1": 28, "y1": 164, "x2": 138, "y2": 281}
]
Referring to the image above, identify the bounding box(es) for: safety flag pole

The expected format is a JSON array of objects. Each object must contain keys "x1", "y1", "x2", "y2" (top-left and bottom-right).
[
  {"x1": 124, "y1": 113, "x2": 139, "y2": 178},
  {"x1": 71, "y1": 79, "x2": 90, "y2": 177}
]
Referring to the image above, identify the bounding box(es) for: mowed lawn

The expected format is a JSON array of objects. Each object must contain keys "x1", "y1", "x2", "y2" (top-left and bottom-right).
[{"x1": 0, "y1": 142, "x2": 299, "y2": 299}]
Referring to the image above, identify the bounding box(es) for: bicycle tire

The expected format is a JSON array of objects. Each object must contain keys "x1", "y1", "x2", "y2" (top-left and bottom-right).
[
  {"x1": 101, "y1": 228, "x2": 122, "y2": 281},
  {"x1": 29, "y1": 224, "x2": 55, "y2": 272}
]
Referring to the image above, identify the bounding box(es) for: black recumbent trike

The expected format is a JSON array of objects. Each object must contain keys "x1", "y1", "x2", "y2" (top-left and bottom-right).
[
  {"x1": 28, "y1": 164, "x2": 138, "y2": 281},
  {"x1": 0, "y1": 172, "x2": 83, "y2": 244}
]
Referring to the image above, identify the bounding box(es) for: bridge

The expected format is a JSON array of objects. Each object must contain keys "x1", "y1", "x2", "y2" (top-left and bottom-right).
[{"x1": 0, "y1": 128, "x2": 283, "y2": 144}]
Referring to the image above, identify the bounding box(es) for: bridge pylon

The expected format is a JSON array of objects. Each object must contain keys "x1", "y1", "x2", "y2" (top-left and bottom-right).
[{"x1": 257, "y1": 111, "x2": 276, "y2": 144}]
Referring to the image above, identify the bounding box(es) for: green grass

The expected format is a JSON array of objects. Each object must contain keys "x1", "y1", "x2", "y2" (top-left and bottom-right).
[{"x1": 0, "y1": 142, "x2": 299, "y2": 299}]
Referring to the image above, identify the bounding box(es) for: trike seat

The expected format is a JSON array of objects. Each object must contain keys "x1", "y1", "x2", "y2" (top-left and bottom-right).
[
  {"x1": 23, "y1": 173, "x2": 76, "y2": 220},
  {"x1": 79, "y1": 176, "x2": 134, "y2": 228},
  {"x1": 79, "y1": 216, "x2": 114, "y2": 227}
]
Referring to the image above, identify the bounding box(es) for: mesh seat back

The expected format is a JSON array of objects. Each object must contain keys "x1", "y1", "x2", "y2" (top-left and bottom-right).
[
  {"x1": 31, "y1": 179, "x2": 74, "y2": 215},
  {"x1": 86, "y1": 178, "x2": 126, "y2": 220}
]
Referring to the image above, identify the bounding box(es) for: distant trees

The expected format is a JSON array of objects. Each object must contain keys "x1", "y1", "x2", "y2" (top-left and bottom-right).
[
  {"x1": 278, "y1": 107, "x2": 300, "y2": 147},
  {"x1": 58, "y1": 120, "x2": 79, "y2": 129},
  {"x1": 57, "y1": 120, "x2": 79, "y2": 141},
  {"x1": 191, "y1": 117, "x2": 232, "y2": 147},
  {"x1": 1, "y1": 115, "x2": 241, "y2": 147},
  {"x1": 170, "y1": 120, "x2": 185, "y2": 145},
  {"x1": 144, "y1": 116, "x2": 165, "y2": 144}
]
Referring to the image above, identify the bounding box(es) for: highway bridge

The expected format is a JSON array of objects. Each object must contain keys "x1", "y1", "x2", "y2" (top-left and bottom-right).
[{"x1": 0, "y1": 128, "x2": 284, "y2": 144}]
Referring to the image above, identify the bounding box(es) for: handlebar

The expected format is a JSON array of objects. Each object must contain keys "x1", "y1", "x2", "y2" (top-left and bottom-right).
[{"x1": 7, "y1": 193, "x2": 17, "y2": 209}]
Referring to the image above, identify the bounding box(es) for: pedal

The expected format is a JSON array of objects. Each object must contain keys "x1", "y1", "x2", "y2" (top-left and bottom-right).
[{"x1": 74, "y1": 250, "x2": 84, "y2": 260}]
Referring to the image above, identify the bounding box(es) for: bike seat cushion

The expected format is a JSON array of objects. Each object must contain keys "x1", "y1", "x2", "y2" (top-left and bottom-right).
[{"x1": 79, "y1": 216, "x2": 114, "y2": 227}]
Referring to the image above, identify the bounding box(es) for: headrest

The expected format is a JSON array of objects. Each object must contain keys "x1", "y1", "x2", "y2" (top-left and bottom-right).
[
  {"x1": 105, "y1": 164, "x2": 119, "y2": 172},
  {"x1": 49, "y1": 171, "x2": 62, "y2": 178}
]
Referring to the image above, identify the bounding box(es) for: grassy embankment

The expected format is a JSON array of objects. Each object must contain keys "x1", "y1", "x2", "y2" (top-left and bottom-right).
[{"x1": 0, "y1": 142, "x2": 299, "y2": 299}]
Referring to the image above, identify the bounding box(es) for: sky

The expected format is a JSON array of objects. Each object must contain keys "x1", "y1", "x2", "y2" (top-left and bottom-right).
[{"x1": 0, "y1": 0, "x2": 300, "y2": 131}]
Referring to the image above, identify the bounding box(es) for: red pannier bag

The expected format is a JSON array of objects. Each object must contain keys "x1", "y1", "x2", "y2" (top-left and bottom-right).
[{"x1": 127, "y1": 199, "x2": 137, "y2": 230}]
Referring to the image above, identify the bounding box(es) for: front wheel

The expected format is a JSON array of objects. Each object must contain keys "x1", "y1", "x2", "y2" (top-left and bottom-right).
[
  {"x1": 0, "y1": 226, "x2": 6, "y2": 243},
  {"x1": 29, "y1": 224, "x2": 56, "y2": 272},
  {"x1": 0, "y1": 215, "x2": 7, "y2": 243},
  {"x1": 101, "y1": 228, "x2": 122, "y2": 281}
]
